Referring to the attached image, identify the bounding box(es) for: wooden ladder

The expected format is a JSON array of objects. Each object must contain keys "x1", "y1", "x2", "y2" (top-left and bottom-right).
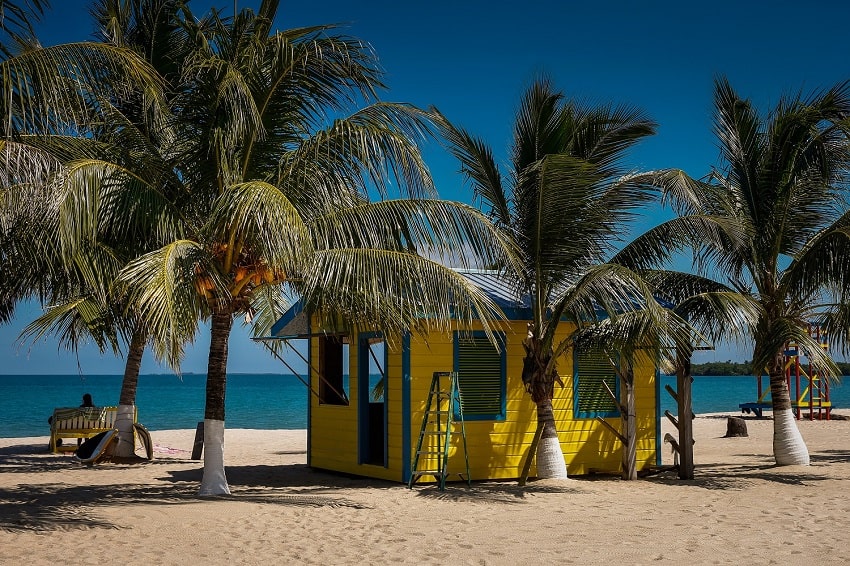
[{"x1": 408, "y1": 371, "x2": 470, "y2": 490}]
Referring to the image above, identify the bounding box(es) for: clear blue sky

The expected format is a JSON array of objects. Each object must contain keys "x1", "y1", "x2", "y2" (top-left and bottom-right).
[{"x1": 2, "y1": 0, "x2": 849, "y2": 374}]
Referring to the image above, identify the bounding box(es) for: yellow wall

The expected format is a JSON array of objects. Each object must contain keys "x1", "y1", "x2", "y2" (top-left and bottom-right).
[
  {"x1": 308, "y1": 333, "x2": 402, "y2": 482},
  {"x1": 307, "y1": 320, "x2": 659, "y2": 482}
]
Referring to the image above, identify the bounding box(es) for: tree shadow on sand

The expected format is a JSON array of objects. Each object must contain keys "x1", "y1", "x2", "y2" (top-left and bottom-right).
[
  {"x1": 810, "y1": 450, "x2": 850, "y2": 465},
  {"x1": 646, "y1": 453, "x2": 841, "y2": 490},
  {"x1": 0, "y1": 463, "x2": 375, "y2": 533}
]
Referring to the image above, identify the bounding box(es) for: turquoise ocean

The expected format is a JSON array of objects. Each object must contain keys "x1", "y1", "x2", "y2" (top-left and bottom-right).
[{"x1": 1, "y1": 373, "x2": 847, "y2": 438}]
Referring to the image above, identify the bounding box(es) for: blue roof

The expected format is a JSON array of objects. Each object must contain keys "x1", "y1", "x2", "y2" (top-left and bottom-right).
[
  {"x1": 269, "y1": 301, "x2": 307, "y2": 337},
  {"x1": 454, "y1": 269, "x2": 530, "y2": 311}
]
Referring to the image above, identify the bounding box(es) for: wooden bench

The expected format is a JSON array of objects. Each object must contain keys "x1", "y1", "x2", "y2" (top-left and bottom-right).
[{"x1": 49, "y1": 406, "x2": 134, "y2": 453}]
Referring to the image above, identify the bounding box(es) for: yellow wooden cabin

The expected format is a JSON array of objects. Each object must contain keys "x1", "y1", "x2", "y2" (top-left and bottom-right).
[{"x1": 268, "y1": 271, "x2": 661, "y2": 483}]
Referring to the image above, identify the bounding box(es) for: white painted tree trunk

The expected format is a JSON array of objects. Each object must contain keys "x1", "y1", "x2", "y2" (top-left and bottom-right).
[
  {"x1": 199, "y1": 419, "x2": 231, "y2": 496},
  {"x1": 536, "y1": 436, "x2": 568, "y2": 479},
  {"x1": 112, "y1": 404, "x2": 136, "y2": 458},
  {"x1": 773, "y1": 408, "x2": 810, "y2": 466}
]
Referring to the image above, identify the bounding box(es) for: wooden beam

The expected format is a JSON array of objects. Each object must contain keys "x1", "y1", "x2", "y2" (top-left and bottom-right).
[
  {"x1": 602, "y1": 379, "x2": 627, "y2": 416},
  {"x1": 663, "y1": 432, "x2": 681, "y2": 454},
  {"x1": 665, "y1": 384, "x2": 679, "y2": 404},
  {"x1": 595, "y1": 416, "x2": 627, "y2": 444},
  {"x1": 664, "y1": 410, "x2": 680, "y2": 431},
  {"x1": 518, "y1": 424, "x2": 543, "y2": 486}
]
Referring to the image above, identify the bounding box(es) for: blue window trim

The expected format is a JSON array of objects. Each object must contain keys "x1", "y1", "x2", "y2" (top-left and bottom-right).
[
  {"x1": 306, "y1": 320, "x2": 312, "y2": 468},
  {"x1": 654, "y1": 367, "x2": 662, "y2": 467},
  {"x1": 357, "y1": 331, "x2": 388, "y2": 467},
  {"x1": 401, "y1": 333, "x2": 411, "y2": 483},
  {"x1": 452, "y1": 330, "x2": 507, "y2": 421},
  {"x1": 573, "y1": 351, "x2": 620, "y2": 419}
]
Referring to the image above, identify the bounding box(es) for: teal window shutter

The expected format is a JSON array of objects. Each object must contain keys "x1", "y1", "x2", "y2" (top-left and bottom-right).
[
  {"x1": 454, "y1": 332, "x2": 506, "y2": 420},
  {"x1": 574, "y1": 349, "x2": 618, "y2": 418}
]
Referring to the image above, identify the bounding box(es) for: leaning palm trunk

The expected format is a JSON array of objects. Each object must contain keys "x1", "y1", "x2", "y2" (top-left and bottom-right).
[
  {"x1": 768, "y1": 354, "x2": 809, "y2": 466},
  {"x1": 199, "y1": 309, "x2": 233, "y2": 496},
  {"x1": 113, "y1": 326, "x2": 146, "y2": 458}
]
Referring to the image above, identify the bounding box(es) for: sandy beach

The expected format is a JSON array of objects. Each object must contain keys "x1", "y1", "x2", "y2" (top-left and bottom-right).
[{"x1": 2, "y1": 414, "x2": 850, "y2": 565}]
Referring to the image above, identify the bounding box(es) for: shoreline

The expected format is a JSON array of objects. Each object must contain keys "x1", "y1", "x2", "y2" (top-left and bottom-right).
[{"x1": 3, "y1": 418, "x2": 850, "y2": 563}]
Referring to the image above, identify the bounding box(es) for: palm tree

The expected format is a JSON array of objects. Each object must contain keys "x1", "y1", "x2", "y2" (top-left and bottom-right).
[
  {"x1": 609, "y1": 171, "x2": 761, "y2": 479},
  {"x1": 630, "y1": 271, "x2": 756, "y2": 478},
  {"x1": 438, "y1": 77, "x2": 678, "y2": 479},
  {"x1": 0, "y1": 0, "x2": 49, "y2": 56},
  {"x1": 4, "y1": 0, "x2": 187, "y2": 458},
  {"x1": 654, "y1": 78, "x2": 850, "y2": 466},
  {"x1": 0, "y1": 0, "x2": 167, "y2": 347},
  {"x1": 117, "y1": 0, "x2": 510, "y2": 495}
]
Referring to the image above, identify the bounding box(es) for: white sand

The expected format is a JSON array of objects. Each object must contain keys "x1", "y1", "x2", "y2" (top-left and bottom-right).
[{"x1": 2, "y1": 414, "x2": 850, "y2": 565}]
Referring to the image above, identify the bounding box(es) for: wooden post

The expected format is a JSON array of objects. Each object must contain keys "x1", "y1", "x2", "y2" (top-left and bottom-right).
[
  {"x1": 191, "y1": 421, "x2": 204, "y2": 460},
  {"x1": 676, "y1": 348, "x2": 695, "y2": 480},
  {"x1": 724, "y1": 416, "x2": 748, "y2": 437},
  {"x1": 621, "y1": 367, "x2": 637, "y2": 480}
]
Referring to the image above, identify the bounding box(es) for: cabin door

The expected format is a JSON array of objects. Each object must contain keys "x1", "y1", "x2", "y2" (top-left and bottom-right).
[{"x1": 358, "y1": 333, "x2": 387, "y2": 466}]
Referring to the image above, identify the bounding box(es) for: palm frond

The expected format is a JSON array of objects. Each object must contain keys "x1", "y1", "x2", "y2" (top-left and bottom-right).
[
  {"x1": 308, "y1": 198, "x2": 516, "y2": 270},
  {"x1": 785, "y1": 214, "x2": 850, "y2": 301},
  {"x1": 751, "y1": 317, "x2": 840, "y2": 381},
  {"x1": 515, "y1": 153, "x2": 651, "y2": 287},
  {"x1": 0, "y1": 0, "x2": 49, "y2": 58},
  {"x1": 1, "y1": 42, "x2": 166, "y2": 135},
  {"x1": 569, "y1": 307, "x2": 692, "y2": 370},
  {"x1": 279, "y1": 103, "x2": 436, "y2": 204},
  {"x1": 19, "y1": 295, "x2": 122, "y2": 355},
  {"x1": 299, "y1": 248, "x2": 505, "y2": 345},
  {"x1": 206, "y1": 180, "x2": 311, "y2": 273},
  {"x1": 612, "y1": 214, "x2": 749, "y2": 274},
  {"x1": 116, "y1": 240, "x2": 209, "y2": 369},
  {"x1": 432, "y1": 108, "x2": 510, "y2": 226}
]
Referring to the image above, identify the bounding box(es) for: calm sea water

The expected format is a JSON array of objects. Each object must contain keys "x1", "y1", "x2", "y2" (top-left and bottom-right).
[
  {"x1": 1, "y1": 373, "x2": 846, "y2": 438},
  {"x1": 0, "y1": 373, "x2": 309, "y2": 438}
]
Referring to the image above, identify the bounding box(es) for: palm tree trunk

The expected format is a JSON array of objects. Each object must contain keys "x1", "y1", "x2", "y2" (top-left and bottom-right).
[
  {"x1": 114, "y1": 325, "x2": 147, "y2": 458},
  {"x1": 535, "y1": 397, "x2": 568, "y2": 478},
  {"x1": 119, "y1": 325, "x2": 146, "y2": 405},
  {"x1": 768, "y1": 351, "x2": 810, "y2": 466},
  {"x1": 199, "y1": 307, "x2": 234, "y2": 496},
  {"x1": 521, "y1": 334, "x2": 568, "y2": 480}
]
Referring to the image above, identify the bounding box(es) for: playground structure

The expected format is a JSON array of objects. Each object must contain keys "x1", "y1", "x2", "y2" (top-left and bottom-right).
[{"x1": 739, "y1": 324, "x2": 833, "y2": 420}]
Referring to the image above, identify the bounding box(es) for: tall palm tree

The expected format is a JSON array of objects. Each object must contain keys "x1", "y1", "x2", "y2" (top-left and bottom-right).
[
  {"x1": 438, "y1": 77, "x2": 678, "y2": 479},
  {"x1": 117, "y1": 0, "x2": 511, "y2": 495},
  {"x1": 653, "y1": 78, "x2": 850, "y2": 466}
]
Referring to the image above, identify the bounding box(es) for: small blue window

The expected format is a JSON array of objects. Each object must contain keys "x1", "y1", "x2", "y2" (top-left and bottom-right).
[
  {"x1": 453, "y1": 331, "x2": 506, "y2": 421},
  {"x1": 573, "y1": 349, "x2": 619, "y2": 419}
]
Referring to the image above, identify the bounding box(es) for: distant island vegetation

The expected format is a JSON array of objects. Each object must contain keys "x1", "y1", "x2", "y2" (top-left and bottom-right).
[{"x1": 679, "y1": 361, "x2": 850, "y2": 376}]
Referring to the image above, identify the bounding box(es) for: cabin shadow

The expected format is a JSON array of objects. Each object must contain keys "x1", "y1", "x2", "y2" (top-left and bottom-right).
[
  {"x1": 162, "y1": 462, "x2": 395, "y2": 491},
  {"x1": 409, "y1": 479, "x2": 582, "y2": 504}
]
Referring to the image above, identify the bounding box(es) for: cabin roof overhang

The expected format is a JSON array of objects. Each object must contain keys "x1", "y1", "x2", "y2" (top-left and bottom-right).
[{"x1": 264, "y1": 269, "x2": 684, "y2": 339}]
